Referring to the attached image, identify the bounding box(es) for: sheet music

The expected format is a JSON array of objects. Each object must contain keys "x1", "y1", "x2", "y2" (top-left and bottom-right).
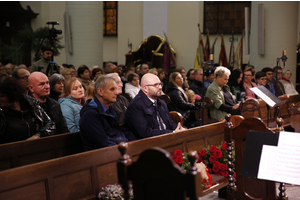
[
  {"x1": 250, "y1": 87, "x2": 276, "y2": 107},
  {"x1": 258, "y1": 131, "x2": 300, "y2": 185}
]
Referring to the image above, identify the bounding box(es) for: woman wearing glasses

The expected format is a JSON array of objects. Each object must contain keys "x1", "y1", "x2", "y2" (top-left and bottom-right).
[
  {"x1": 166, "y1": 72, "x2": 196, "y2": 127},
  {"x1": 206, "y1": 66, "x2": 240, "y2": 121},
  {"x1": 125, "y1": 73, "x2": 140, "y2": 99},
  {"x1": 243, "y1": 66, "x2": 258, "y2": 99}
]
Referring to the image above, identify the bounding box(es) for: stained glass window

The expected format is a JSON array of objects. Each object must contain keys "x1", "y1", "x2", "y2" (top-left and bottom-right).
[
  {"x1": 103, "y1": 1, "x2": 118, "y2": 36},
  {"x1": 204, "y1": 1, "x2": 251, "y2": 34}
]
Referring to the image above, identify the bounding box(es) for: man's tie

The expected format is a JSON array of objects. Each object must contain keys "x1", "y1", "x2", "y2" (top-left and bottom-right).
[{"x1": 153, "y1": 101, "x2": 166, "y2": 130}]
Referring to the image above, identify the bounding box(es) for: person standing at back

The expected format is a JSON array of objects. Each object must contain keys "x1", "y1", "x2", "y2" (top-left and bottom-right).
[{"x1": 30, "y1": 45, "x2": 53, "y2": 74}]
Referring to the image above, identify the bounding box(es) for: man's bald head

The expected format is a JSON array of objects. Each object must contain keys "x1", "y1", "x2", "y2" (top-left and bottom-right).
[
  {"x1": 28, "y1": 72, "x2": 50, "y2": 102},
  {"x1": 141, "y1": 73, "x2": 162, "y2": 100}
]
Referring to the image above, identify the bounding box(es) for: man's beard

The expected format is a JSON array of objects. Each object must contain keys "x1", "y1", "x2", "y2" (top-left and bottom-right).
[{"x1": 43, "y1": 57, "x2": 51, "y2": 61}]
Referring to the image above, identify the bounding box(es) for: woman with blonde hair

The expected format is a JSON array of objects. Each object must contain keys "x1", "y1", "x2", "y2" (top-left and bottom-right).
[
  {"x1": 85, "y1": 82, "x2": 95, "y2": 101},
  {"x1": 176, "y1": 66, "x2": 189, "y2": 90},
  {"x1": 59, "y1": 77, "x2": 85, "y2": 132},
  {"x1": 166, "y1": 72, "x2": 196, "y2": 127},
  {"x1": 60, "y1": 68, "x2": 72, "y2": 80}
]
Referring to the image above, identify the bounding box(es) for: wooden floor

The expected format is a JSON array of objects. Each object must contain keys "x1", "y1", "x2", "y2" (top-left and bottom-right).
[{"x1": 201, "y1": 184, "x2": 300, "y2": 200}]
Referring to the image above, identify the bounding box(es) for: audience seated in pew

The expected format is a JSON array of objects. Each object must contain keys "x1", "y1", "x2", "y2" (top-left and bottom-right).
[
  {"x1": 157, "y1": 68, "x2": 168, "y2": 94},
  {"x1": 189, "y1": 68, "x2": 207, "y2": 98},
  {"x1": 80, "y1": 76, "x2": 128, "y2": 151},
  {"x1": 125, "y1": 72, "x2": 140, "y2": 99},
  {"x1": 107, "y1": 73, "x2": 129, "y2": 124},
  {"x1": 166, "y1": 72, "x2": 196, "y2": 127},
  {"x1": 203, "y1": 68, "x2": 215, "y2": 89},
  {"x1": 243, "y1": 66, "x2": 258, "y2": 99},
  {"x1": 206, "y1": 66, "x2": 240, "y2": 121},
  {"x1": 124, "y1": 73, "x2": 185, "y2": 141},
  {"x1": 0, "y1": 77, "x2": 55, "y2": 144},
  {"x1": 280, "y1": 69, "x2": 298, "y2": 96},
  {"x1": 48, "y1": 73, "x2": 65, "y2": 101},
  {"x1": 59, "y1": 77, "x2": 85, "y2": 133},
  {"x1": 227, "y1": 68, "x2": 245, "y2": 102},
  {"x1": 11, "y1": 67, "x2": 31, "y2": 95},
  {"x1": 28, "y1": 72, "x2": 69, "y2": 134},
  {"x1": 186, "y1": 68, "x2": 195, "y2": 86},
  {"x1": 272, "y1": 66, "x2": 286, "y2": 97}
]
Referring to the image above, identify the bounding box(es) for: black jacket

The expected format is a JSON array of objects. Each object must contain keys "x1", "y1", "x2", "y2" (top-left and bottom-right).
[
  {"x1": 166, "y1": 82, "x2": 195, "y2": 115},
  {"x1": 110, "y1": 95, "x2": 129, "y2": 124},
  {"x1": 31, "y1": 95, "x2": 69, "y2": 134},
  {"x1": 189, "y1": 80, "x2": 207, "y2": 98},
  {"x1": 0, "y1": 95, "x2": 56, "y2": 144}
]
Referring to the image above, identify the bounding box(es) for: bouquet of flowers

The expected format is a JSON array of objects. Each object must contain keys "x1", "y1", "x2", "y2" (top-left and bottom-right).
[
  {"x1": 172, "y1": 142, "x2": 236, "y2": 180},
  {"x1": 98, "y1": 183, "x2": 133, "y2": 200},
  {"x1": 197, "y1": 141, "x2": 236, "y2": 178},
  {"x1": 172, "y1": 149, "x2": 212, "y2": 189}
]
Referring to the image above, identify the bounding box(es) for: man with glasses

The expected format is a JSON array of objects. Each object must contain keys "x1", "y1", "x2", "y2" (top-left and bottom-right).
[
  {"x1": 12, "y1": 68, "x2": 31, "y2": 95},
  {"x1": 124, "y1": 73, "x2": 185, "y2": 141},
  {"x1": 272, "y1": 66, "x2": 286, "y2": 97},
  {"x1": 262, "y1": 67, "x2": 276, "y2": 96}
]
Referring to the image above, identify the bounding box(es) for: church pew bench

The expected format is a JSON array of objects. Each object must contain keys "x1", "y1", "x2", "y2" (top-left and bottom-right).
[
  {"x1": 0, "y1": 131, "x2": 83, "y2": 171},
  {"x1": 224, "y1": 114, "x2": 286, "y2": 199},
  {"x1": 0, "y1": 120, "x2": 229, "y2": 200}
]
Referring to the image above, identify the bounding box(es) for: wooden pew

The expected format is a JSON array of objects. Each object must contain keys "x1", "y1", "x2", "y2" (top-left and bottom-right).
[
  {"x1": 224, "y1": 114, "x2": 285, "y2": 200},
  {"x1": 238, "y1": 94, "x2": 300, "y2": 129},
  {"x1": 0, "y1": 120, "x2": 229, "y2": 200},
  {"x1": 289, "y1": 102, "x2": 300, "y2": 132},
  {"x1": 0, "y1": 132, "x2": 83, "y2": 171}
]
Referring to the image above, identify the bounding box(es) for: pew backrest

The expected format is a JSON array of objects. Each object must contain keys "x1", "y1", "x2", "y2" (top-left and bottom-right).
[
  {"x1": 224, "y1": 114, "x2": 277, "y2": 199},
  {"x1": 117, "y1": 143, "x2": 202, "y2": 200},
  {"x1": 0, "y1": 120, "x2": 226, "y2": 200},
  {"x1": 289, "y1": 102, "x2": 300, "y2": 132},
  {"x1": 0, "y1": 131, "x2": 83, "y2": 171}
]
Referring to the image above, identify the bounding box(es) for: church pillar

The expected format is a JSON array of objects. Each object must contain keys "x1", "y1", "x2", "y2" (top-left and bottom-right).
[{"x1": 66, "y1": 2, "x2": 103, "y2": 69}]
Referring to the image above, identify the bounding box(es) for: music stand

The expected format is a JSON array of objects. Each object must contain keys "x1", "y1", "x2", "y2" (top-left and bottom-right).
[{"x1": 250, "y1": 86, "x2": 286, "y2": 126}]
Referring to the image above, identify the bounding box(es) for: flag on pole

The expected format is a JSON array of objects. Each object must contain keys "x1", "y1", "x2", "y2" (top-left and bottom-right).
[
  {"x1": 204, "y1": 29, "x2": 211, "y2": 62},
  {"x1": 211, "y1": 34, "x2": 219, "y2": 58},
  {"x1": 163, "y1": 41, "x2": 176, "y2": 73},
  {"x1": 234, "y1": 35, "x2": 243, "y2": 69},
  {"x1": 194, "y1": 24, "x2": 206, "y2": 69},
  {"x1": 218, "y1": 35, "x2": 228, "y2": 68},
  {"x1": 228, "y1": 33, "x2": 236, "y2": 70}
]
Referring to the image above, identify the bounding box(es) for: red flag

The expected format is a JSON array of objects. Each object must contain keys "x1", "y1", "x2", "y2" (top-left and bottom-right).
[
  {"x1": 204, "y1": 30, "x2": 211, "y2": 62},
  {"x1": 218, "y1": 35, "x2": 228, "y2": 68},
  {"x1": 163, "y1": 42, "x2": 176, "y2": 72}
]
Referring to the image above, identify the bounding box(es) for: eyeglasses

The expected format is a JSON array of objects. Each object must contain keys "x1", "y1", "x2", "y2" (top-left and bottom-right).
[
  {"x1": 19, "y1": 76, "x2": 29, "y2": 80},
  {"x1": 145, "y1": 82, "x2": 163, "y2": 88},
  {"x1": 244, "y1": 74, "x2": 252, "y2": 77}
]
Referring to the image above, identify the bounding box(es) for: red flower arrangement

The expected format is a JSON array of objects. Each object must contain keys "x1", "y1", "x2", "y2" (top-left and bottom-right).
[
  {"x1": 172, "y1": 142, "x2": 236, "y2": 179},
  {"x1": 171, "y1": 149, "x2": 212, "y2": 189},
  {"x1": 198, "y1": 141, "x2": 236, "y2": 178}
]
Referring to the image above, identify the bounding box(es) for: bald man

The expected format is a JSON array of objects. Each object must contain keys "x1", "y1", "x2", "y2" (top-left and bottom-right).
[
  {"x1": 124, "y1": 73, "x2": 185, "y2": 141},
  {"x1": 28, "y1": 72, "x2": 69, "y2": 134}
]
